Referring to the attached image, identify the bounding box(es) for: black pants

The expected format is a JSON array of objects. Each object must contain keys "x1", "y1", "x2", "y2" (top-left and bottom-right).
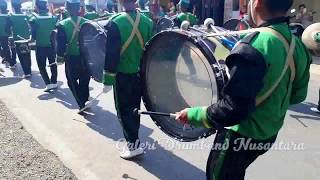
[
  {"x1": 206, "y1": 129, "x2": 277, "y2": 180},
  {"x1": 12, "y1": 44, "x2": 31, "y2": 75},
  {"x1": 65, "y1": 55, "x2": 90, "y2": 108},
  {"x1": 114, "y1": 73, "x2": 141, "y2": 145},
  {"x1": 35, "y1": 47, "x2": 57, "y2": 85},
  {"x1": 0, "y1": 37, "x2": 12, "y2": 65}
]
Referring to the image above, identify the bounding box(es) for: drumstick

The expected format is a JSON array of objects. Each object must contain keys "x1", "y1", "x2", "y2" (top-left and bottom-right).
[
  {"x1": 134, "y1": 109, "x2": 177, "y2": 119},
  {"x1": 134, "y1": 109, "x2": 193, "y2": 131},
  {"x1": 47, "y1": 62, "x2": 57, "y2": 67},
  {"x1": 17, "y1": 35, "x2": 27, "y2": 40},
  {"x1": 78, "y1": 91, "x2": 104, "y2": 113}
]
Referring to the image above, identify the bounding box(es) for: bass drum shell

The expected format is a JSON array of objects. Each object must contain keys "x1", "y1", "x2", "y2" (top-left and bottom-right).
[
  {"x1": 141, "y1": 28, "x2": 238, "y2": 142},
  {"x1": 156, "y1": 16, "x2": 177, "y2": 32},
  {"x1": 79, "y1": 20, "x2": 109, "y2": 83}
]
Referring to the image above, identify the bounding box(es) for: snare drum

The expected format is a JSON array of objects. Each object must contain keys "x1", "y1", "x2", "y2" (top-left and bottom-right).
[
  {"x1": 141, "y1": 27, "x2": 239, "y2": 141},
  {"x1": 14, "y1": 40, "x2": 30, "y2": 54}
]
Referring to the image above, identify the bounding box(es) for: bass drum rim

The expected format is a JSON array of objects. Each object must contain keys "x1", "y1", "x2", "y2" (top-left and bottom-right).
[
  {"x1": 79, "y1": 20, "x2": 109, "y2": 83},
  {"x1": 156, "y1": 16, "x2": 176, "y2": 32},
  {"x1": 141, "y1": 30, "x2": 224, "y2": 142}
]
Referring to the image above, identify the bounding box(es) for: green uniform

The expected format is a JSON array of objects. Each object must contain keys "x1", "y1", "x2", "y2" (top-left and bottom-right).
[
  {"x1": 185, "y1": 19, "x2": 311, "y2": 180},
  {"x1": 57, "y1": 16, "x2": 87, "y2": 56},
  {"x1": 104, "y1": 11, "x2": 153, "y2": 77},
  {"x1": 29, "y1": 13, "x2": 57, "y2": 47},
  {"x1": 84, "y1": 11, "x2": 99, "y2": 20},
  {"x1": 230, "y1": 23, "x2": 311, "y2": 140},
  {"x1": 138, "y1": 9, "x2": 152, "y2": 19},
  {"x1": 103, "y1": 11, "x2": 153, "y2": 145},
  {"x1": 9, "y1": 14, "x2": 30, "y2": 40},
  {"x1": 176, "y1": 12, "x2": 197, "y2": 26}
]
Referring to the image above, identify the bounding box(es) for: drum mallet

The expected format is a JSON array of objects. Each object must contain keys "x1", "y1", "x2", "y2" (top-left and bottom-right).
[
  {"x1": 78, "y1": 91, "x2": 104, "y2": 113},
  {"x1": 134, "y1": 109, "x2": 193, "y2": 131},
  {"x1": 134, "y1": 108, "x2": 177, "y2": 119}
]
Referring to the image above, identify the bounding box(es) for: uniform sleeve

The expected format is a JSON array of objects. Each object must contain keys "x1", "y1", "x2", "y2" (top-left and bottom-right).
[
  {"x1": 290, "y1": 49, "x2": 311, "y2": 105},
  {"x1": 56, "y1": 25, "x2": 67, "y2": 57},
  {"x1": 103, "y1": 21, "x2": 121, "y2": 85},
  {"x1": 188, "y1": 34, "x2": 267, "y2": 128}
]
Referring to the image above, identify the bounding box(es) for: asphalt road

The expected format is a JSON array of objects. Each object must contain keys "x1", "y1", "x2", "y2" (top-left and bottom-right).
[{"x1": 0, "y1": 53, "x2": 319, "y2": 180}]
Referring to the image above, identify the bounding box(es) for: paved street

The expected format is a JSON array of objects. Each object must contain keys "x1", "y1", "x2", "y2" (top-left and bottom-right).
[{"x1": 0, "y1": 53, "x2": 319, "y2": 180}]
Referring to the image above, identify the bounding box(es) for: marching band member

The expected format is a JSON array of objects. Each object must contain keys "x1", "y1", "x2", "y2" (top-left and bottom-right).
[
  {"x1": 175, "y1": 0, "x2": 197, "y2": 27},
  {"x1": 176, "y1": 0, "x2": 311, "y2": 179},
  {"x1": 29, "y1": 0, "x2": 58, "y2": 92},
  {"x1": 103, "y1": 0, "x2": 153, "y2": 159},
  {"x1": 56, "y1": 0, "x2": 90, "y2": 112},
  {"x1": 83, "y1": 0, "x2": 99, "y2": 20},
  {"x1": 0, "y1": 0, "x2": 11, "y2": 67},
  {"x1": 8, "y1": 0, "x2": 32, "y2": 78}
]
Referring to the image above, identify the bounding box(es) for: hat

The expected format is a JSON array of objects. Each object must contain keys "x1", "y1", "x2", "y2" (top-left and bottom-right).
[{"x1": 179, "y1": 0, "x2": 189, "y2": 9}]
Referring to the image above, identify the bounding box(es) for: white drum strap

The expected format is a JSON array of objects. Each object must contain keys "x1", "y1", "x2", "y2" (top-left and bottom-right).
[
  {"x1": 255, "y1": 27, "x2": 296, "y2": 106},
  {"x1": 66, "y1": 17, "x2": 81, "y2": 53},
  {"x1": 121, "y1": 11, "x2": 144, "y2": 55}
]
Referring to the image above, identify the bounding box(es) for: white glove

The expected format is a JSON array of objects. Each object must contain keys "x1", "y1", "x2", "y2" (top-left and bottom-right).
[{"x1": 103, "y1": 85, "x2": 112, "y2": 93}]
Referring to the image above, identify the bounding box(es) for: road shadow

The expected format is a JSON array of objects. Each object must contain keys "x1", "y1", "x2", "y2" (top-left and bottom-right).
[
  {"x1": 29, "y1": 71, "x2": 46, "y2": 89},
  {"x1": 80, "y1": 104, "x2": 206, "y2": 180},
  {"x1": 37, "y1": 84, "x2": 79, "y2": 110},
  {"x1": 0, "y1": 63, "x2": 24, "y2": 87}
]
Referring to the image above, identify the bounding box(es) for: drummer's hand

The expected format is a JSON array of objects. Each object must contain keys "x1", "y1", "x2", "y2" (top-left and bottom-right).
[{"x1": 176, "y1": 108, "x2": 190, "y2": 124}]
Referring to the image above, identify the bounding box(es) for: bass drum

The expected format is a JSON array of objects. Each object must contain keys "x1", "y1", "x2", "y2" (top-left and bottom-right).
[
  {"x1": 223, "y1": 18, "x2": 250, "y2": 31},
  {"x1": 141, "y1": 27, "x2": 239, "y2": 142},
  {"x1": 79, "y1": 20, "x2": 109, "y2": 82},
  {"x1": 156, "y1": 15, "x2": 177, "y2": 32}
]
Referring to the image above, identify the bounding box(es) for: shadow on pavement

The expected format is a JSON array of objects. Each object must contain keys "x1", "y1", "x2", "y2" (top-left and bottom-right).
[
  {"x1": 289, "y1": 102, "x2": 320, "y2": 118},
  {"x1": 29, "y1": 71, "x2": 46, "y2": 89},
  {"x1": 81, "y1": 104, "x2": 206, "y2": 180},
  {"x1": 37, "y1": 85, "x2": 79, "y2": 110}
]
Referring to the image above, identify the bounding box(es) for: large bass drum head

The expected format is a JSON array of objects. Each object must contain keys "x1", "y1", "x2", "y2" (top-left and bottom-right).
[
  {"x1": 79, "y1": 20, "x2": 109, "y2": 82},
  {"x1": 142, "y1": 30, "x2": 226, "y2": 142}
]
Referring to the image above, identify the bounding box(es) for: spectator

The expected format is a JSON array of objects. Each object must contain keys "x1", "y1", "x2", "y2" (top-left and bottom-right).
[{"x1": 296, "y1": 4, "x2": 313, "y2": 28}]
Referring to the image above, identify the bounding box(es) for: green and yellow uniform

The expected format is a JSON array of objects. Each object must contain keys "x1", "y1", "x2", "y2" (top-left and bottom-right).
[
  {"x1": 185, "y1": 18, "x2": 311, "y2": 180},
  {"x1": 29, "y1": 11, "x2": 58, "y2": 86},
  {"x1": 103, "y1": 10, "x2": 153, "y2": 145},
  {"x1": 176, "y1": 12, "x2": 197, "y2": 26}
]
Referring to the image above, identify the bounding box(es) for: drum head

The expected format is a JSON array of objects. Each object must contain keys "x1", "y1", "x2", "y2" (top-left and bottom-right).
[
  {"x1": 156, "y1": 17, "x2": 175, "y2": 32},
  {"x1": 141, "y1": 30, "x2": 226, "y2": 141},
  {"x1": 79, "y1": 20, "x2": 109, "y2": 82}
]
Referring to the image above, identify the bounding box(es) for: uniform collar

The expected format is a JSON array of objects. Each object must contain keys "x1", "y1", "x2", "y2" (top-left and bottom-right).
[{"x1": 258, "y1": 17, "x2": 289, "y2": 27}]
